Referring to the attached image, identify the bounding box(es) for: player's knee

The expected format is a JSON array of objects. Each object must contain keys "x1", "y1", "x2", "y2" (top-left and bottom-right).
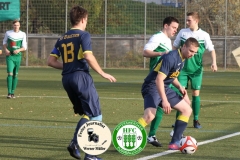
[
  {"x1": 143, "y1": 113, "x2": 155, "y2": 124},
  {"x1": 182, "y1": 105, "x2": 192, "y2": 117},
  {"x1": 90, "y1": 114, "x2": 102, "y2": 121},
  {"x1": 8, "y1": 72, "x2": 13, "y2": 76}
]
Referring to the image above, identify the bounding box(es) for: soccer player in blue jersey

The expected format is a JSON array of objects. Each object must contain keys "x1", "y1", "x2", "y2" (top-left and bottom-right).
[
  {"x1": 137, "y1": 37, "x2": 199, "y2": 150},
  {"x1": 47, "y1": 6, "x2": 116, "y2": 160},
  {"x1": 144, "y1": 16, "x2": 179, "y2": 147}
]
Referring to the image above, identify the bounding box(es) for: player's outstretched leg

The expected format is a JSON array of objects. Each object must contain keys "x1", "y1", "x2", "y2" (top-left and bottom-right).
[
  {"x1": 172, "y1": 111, "x2": 181, "y2": 127},
  {"x1": 168, "y1": 100, "x2": 192, "y2": 150},
  {"x1": 7, "y1": 74, "x2": 13, "y2": 99},
  {"x1": 147, "y1": 107, "x2": 164, "y2": 147},
  {"x1": 67, "y1": 115, "x2": 89, "y2": 159},
  {"x1": 170, "y1": 85, "x2": 182, "y2": 128},
  {"x1": 192, "y1": 95, "x2": 202, "y2": 128},
  {"x1": 84, "y1": 154, "x2": 102, "y2": 160}
]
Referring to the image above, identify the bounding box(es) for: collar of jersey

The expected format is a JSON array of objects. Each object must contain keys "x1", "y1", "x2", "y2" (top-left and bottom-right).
[
  {"x1": 70, "y1": 28, "x2": 81, "y2": 30},
  {"x1": 178, "y1": 49, "x2": 185, "y2": 61}
]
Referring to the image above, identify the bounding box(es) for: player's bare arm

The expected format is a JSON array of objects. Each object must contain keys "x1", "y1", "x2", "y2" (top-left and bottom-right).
[
  {"x1": 210, "y1": 50, "x2": 217, "y2": 72},
  {"x1": 13, "y1": 47, "x2": 26, "y2": 54},
  {"x1": 47, "y1": 55, "x2": 63, "y2": 70},
  {"x1": 143, "y1": 49, "x2": 167, "y2": 58},
  {"x1": 3, "y1": 44, "x2": 10, "y2": 56},
  {"x1": 155, "y1": 73, "x2": 171, "y2": 114},
  {"x1": 84, "y1": 53, "x2": 116, "y2": 82},
  {"x1": 172, "y1": 78, "x2": 190, "y2": 105},
  {"x1": 172, "y1": 78, "x2": 186, "y2": 95}
]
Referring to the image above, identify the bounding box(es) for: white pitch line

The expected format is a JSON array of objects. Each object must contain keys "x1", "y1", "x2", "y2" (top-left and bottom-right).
[
  {"x1": 1, "y1": 95, "x2": 240, "y2": 103},
  {"x1": 135, "y1": 132, "x2": 240, "y2": 160}
]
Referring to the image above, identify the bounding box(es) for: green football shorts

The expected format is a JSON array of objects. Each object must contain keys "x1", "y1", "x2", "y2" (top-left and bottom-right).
[
  {"x1": 6, "y1": 55, "x2": 21, "y2": 75},
  {"x1": 178, "y1": 71, "x2": 203, "y2": 90}
]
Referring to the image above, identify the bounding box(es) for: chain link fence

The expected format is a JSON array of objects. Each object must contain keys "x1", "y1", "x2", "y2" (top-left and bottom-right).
[{"x1": 0, "y1": 0, "x2": 239, "y2": 69}]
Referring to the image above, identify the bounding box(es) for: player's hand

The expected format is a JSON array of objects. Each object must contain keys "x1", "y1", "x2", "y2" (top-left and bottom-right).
[
  {"x1": 178, "y1": 85, "x2": 186, "y2": 95},
  {"x1": 5, "y1": 49, "x2": 10, "y2": 56},
  {"x1": 162, "y1": 100, "x2": 171, "y2": 114},
  {"x1": 101, "y1": 72, "x2": 117, "y2": 82},
  {"x1": 13, "y1": 49, "x2": 20, "y2": 54},
  {"x1": 211, "y1": 63, "x2": 217, "y2": 72}
]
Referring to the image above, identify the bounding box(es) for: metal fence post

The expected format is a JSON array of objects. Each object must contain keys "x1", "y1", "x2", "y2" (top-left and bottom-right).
[
  {"x1": 104, "y1": 0, "x2": 107, "y2": 68},
  {"x1": 143, "y1": 0, "x2": 147, "y2": 69},
  {"x1": 26, "y1": 0, "x2": 29, "y2": 66},
  {"x1": 224, "y1": 0, "x2": 227, "y2": 70},
  {"x1": 65, "y1": 0, "x2": 68, "y2": 33},
  {"x1": 184, "y1": 0, "x2": 187, "y2": 28}
]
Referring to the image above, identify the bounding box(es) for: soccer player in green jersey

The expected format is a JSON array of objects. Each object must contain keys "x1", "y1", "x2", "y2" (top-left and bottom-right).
[
  {"x1": 143, "y1": 16, "x2": 179, "y2": 147},
  {"x1": 148, "y1": 12, "x2": 218, "y2": 145},
  {"x1": 173, "y1": 12, "x2": 217, "y2": 129},
  {"x1": 3, "y1": 20, "x2": 27, "y2": 99}
]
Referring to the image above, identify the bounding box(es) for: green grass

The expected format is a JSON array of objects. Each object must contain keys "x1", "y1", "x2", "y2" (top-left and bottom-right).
[{"x1": 0, "y1": 67, "x2": 240, "y2": 160}]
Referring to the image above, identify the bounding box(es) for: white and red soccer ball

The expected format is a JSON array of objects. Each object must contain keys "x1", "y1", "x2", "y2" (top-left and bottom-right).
[{"x1": 179, "y1": 136, "x2": 198, "y2": 154}]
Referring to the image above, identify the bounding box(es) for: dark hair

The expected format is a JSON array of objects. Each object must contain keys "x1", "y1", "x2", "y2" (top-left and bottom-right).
[
  {"x1": 187, "y1": 12, "x2": 200, "y2": 21},
  {"x1": 184, "y1": 37, "x2": 199, "y2": 47},
  {"x1": 162, "y1": 16, "x2": 179, "y2": 27},
  {"x1": 12, "y1": 19, "x2": 20, "y2": 24},
  {"x1": 70, "y1": 6, "x2": 88, "y2": 26}
]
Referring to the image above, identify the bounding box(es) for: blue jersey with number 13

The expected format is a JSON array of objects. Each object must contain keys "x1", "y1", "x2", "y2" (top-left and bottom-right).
[{"x1": 50, "y1": 29, "x2": 92, "y2": 75}]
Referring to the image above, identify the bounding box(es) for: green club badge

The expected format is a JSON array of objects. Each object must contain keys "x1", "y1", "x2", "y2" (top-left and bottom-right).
[{"x1": 112, "y1": 120, "x2": 147, "y2": 156}]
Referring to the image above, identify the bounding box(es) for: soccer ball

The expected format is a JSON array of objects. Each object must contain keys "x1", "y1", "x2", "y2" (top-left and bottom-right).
[{"x1": 179, "y1": 136, "x2": 198, "y2": 154}]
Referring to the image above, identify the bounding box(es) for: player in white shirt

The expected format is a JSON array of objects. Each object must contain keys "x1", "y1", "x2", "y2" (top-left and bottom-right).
[
  {"x1": 172, "y1": 12, "x2": 217, "y2": 129},
  {"x1": 3, "y1": 20, "x2": 27, "y2": 99},
  {"x1": 143, "y1": 16, "x2": 179, "y2": 147}
]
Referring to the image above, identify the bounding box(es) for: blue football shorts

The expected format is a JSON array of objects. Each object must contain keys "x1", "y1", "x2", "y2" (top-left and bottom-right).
[
  {"x1": 141, "y1": 82, "x2": 183, "y2": 110},
  {"x1": 62, "y1": 71, "x2": 101, "y2": 117}
]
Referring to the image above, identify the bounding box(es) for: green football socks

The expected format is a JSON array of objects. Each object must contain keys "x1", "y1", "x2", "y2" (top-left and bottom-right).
[
  {"x1": 7, "y1": 75, "x2": 13, "y2": 94},
  {"x1": 192, "y1": 96, "x2": 200, "y2": 120},
  {"x1": 12, "y1": 76, "x2": 18, "y2": 94},
  {"x1": 148, "y1": 107, "x2": 164, "y2": 137}
]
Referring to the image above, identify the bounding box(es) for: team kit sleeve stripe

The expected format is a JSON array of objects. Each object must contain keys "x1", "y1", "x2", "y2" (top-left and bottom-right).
[
  {"x1": 49, "y1": 54, "x2": 59, "y2": 58},
  {"x1": 158, "y1": 71, "x2": 166, "y2": 77},
  {"x1": 50, "y1": 48, "x2": 60, "y2": 57},
  {"x1": 83, "y1": 51, "x2": 93, "y2": 54}
]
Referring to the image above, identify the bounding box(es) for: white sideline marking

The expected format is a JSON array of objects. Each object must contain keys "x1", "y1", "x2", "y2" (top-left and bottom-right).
[
  {"x1": 1, "y1": 95, "x2": 240, "y2": 103},
  {"x1": 135, "y1": 132, "x2": 240, "y2": 160}
]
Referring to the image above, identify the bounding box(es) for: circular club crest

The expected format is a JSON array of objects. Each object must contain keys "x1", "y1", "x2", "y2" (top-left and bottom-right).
[
  {"x1": 77, "y1": 121, "x2": 111, "y2": 155},
  {"x1": 112, "y1": 120, "x2": 147, "y2": 156}
]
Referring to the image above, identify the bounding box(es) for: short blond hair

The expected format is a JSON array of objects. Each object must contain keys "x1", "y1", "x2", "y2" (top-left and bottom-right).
[{"x1": 187, "y1": 12, "x2": 200, "y2": 21}]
